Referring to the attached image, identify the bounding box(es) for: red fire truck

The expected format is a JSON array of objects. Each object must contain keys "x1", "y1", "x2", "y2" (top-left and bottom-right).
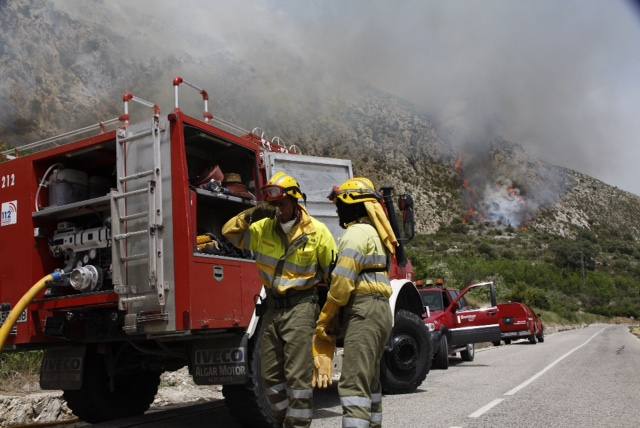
[
  {"x1": 0, "y1": 78, "x2": 431, "y2": 425},
  {"x1": 418, "y1": 281, "x2": 501, "y2": 369}
]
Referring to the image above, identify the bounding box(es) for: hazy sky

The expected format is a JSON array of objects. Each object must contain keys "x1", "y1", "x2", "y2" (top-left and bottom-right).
[
  {"x1": 269, "y1": 0, "x2": 640, "y2": 195},
  {"x1": 56, "y1": 0, "x2": 640, "y2": 194}
]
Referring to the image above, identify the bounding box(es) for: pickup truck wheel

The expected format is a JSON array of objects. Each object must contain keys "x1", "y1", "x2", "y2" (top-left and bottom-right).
[
  {"x1": 380, "y1": 310, "x2": 432, "y2": 394},
  {"x1": 223, "y1": 323, "x2": 278, "y2": 428},
  {"x1": 432, "y1": 333, "x2": 449, "y2": 370},
  {"x1": 63, "y1": 350, "x2": 160, "y2": 423},
  {"x1": 504, "y1": 338, "x2": 512, "y2": 345},
  {"x1": 460, "y1": 343, "x2": 475, "y2": 362}
]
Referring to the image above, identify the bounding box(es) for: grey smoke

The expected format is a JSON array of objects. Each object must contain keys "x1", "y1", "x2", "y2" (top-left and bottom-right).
[{"x1": 22, "y1": 0, "x2": 640, "y2": 196}]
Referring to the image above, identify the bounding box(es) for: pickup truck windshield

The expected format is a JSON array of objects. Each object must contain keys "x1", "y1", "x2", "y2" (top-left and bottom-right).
[{"x1": 421, "y1": 291, "x2": 444, "y2": 311}]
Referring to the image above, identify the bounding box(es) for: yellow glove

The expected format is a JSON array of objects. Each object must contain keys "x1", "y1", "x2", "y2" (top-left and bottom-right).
[
  {"x1": 312, "y1": 300, "x2": 340, "y2": 388},
  {"x1": 312, "y1": 334, "x2": 336, "y2": 389},
  {"x1": 315, "y1": 300, "x2": 340, "y2": 341}
]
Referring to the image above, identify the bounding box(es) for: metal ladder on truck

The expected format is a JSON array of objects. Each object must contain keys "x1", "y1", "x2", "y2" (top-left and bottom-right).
[{"x1": 110, "y1": 94, "x2": 166, "y2": 334}]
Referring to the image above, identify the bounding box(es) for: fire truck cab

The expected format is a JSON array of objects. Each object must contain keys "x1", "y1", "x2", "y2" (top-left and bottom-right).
[{"x1": 0, "y1": 79, "x2": 430, "y2": 425}]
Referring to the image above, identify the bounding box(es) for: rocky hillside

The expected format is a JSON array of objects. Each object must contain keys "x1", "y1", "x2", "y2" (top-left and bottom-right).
[
  {"x1": 1, "y1": 0, "x2": 639, "y2": 240},
  {"x1": 532, "y1": 171, "x2": 640, "y2": 240}
]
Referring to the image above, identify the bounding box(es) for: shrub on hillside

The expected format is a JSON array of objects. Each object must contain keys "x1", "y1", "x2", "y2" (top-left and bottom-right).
[
  {"x1": 477, "y1": 242, "x2": 497, "y2": 259},
  {"x1": 551, "y1": 239, "x2": 597, "y2": 271}
]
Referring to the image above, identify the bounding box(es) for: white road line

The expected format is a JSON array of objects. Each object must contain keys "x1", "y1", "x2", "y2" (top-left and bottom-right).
[
  {"x1": 504, "y1": 327, "x2": 606, "y2": 396},
  {"x1": 466, "y1": 326, "x2": 606, "y2": 421},
  {"x1": 468, "y1": 398, "x2": 504, "y2": 418}
]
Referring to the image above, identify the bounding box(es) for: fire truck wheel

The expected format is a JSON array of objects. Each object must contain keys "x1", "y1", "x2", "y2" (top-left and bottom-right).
[
  {"x1": 537, "y1": 332, "x2": 545, "y2": 343},
  {"x1": 504, "y1": 338, "x2": 512, "y2": 345},
  {"x1": 222, "y1": 324, "x2": 278, "y2": 428},
  {"x1": 528, "y1": 334, "x2": 537, "y2": 344},
  {"x1": 62, "y1": 350, "x2": 160, "y2": 423},
  {"x1": 432, "y1": 333, "x2": 449, "y2": 370},
  {"x1": 460, "y1": 343, "x2": 475, "y2": 362},
  {"x1": 380, "y1": 310, "x2": 432, "y2": 394},
  {"x1": 492, "y1": 341, "x2": 502, "y2": 346}
]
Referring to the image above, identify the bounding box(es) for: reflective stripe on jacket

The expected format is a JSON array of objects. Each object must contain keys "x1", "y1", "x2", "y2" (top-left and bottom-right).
[
  {"x1": 222, "y1": 206, "x2": 337, "y2": 295},
  {"x1": 327, "y1": 220, "x2": 392, "y2": 306}
]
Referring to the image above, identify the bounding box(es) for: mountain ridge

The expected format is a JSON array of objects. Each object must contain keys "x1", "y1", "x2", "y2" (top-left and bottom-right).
[{"x1": 1, "y1": 0, "x2": 638, "y2": 241}]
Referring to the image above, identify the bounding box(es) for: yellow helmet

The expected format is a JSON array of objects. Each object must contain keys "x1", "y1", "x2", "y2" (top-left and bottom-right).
[
  {"x1": 330, "y1": 177, "x2": 380, "y2": 205},
  {"x1": 262, "y1": 171, "x2": 305, "y2": 201}
]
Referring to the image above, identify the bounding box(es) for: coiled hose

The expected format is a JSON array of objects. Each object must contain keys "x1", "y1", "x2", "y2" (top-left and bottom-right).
[{"x1": 0, "y1": 272, "x2": 62, "y2": 351}]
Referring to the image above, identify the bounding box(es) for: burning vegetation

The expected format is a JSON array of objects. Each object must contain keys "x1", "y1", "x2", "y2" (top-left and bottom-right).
[{"x1": 455, "y1": 140, "x2": 567, "y2": 229}]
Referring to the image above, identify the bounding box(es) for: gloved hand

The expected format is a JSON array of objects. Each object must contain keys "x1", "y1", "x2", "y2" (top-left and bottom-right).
[
  {"x1": 248, "y1": 202, "x2": 277, "y2": 223},
  {"x1": 315, "y1": 300, "x2": 340, "y2": 341},
  {"x1": 312, "y1": 333, "x2": 336, "y2": 388}
]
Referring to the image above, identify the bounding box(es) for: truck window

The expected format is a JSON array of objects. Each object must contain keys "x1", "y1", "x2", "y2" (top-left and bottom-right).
[
  {"x1": 447, "y1": 290, "x2": 457, "y2": 307},
  {"x1": 421, "y1": 292, "x2": 444, "y2": 311}
]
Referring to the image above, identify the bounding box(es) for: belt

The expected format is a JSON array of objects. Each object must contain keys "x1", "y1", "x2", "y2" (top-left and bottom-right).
[
  {"x1": 362, "y1": 294, "x2": 388, "y2": 300},
  {"x1": 350, "y1": 293, "x2": 389, "y2": 303},
  {"x1": 267, "y1": 287, "x2": 319, "y2": 309}
]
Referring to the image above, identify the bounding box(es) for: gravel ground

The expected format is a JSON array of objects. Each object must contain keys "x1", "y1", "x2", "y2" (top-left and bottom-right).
[{"x1": 0, "y1": 367, "x2": 223, "y2": 427}]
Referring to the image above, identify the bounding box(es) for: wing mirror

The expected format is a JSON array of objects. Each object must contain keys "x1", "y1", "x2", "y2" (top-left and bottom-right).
[{"x1": 397, "y1": 194, "x2": 415, "y2": 242}]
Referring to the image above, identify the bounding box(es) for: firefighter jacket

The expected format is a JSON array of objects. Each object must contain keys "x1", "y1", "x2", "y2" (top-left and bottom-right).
[
  {"x1": 327, "y1": 218, "x2": 392, "y2": 306},
  {"x1": 222, "y1": 206, "x2": 337, "y2": 295}
]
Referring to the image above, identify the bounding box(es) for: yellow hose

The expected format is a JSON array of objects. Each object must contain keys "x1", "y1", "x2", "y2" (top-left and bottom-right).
[{"x1": 0, "y1": 273, "x2": 56, "y2": 352}]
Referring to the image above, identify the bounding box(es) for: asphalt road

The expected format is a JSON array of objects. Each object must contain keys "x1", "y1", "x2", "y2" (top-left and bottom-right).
[{"x1": 69, "y1": 324, "x2": 640, "y2": 428}]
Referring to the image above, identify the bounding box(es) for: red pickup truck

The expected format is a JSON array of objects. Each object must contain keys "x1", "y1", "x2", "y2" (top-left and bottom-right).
[
  {"x1": 418, "y1": 281, "x2": 501, "y2": 369},
  {"x1": 494, "y1": 302, "x2": 545, "y2": 345}
]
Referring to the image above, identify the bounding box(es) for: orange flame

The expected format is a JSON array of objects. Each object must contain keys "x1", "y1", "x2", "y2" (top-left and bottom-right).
[{"x1": 455, "y1": 155, "x2": 464, "y2": 175}]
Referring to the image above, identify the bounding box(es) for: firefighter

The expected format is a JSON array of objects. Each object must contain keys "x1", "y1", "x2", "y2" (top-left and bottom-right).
[
  {"x1": 312, "y1": 177, "x2": 398, "y2": 428},
  {"x1": 222, "y1": 171, "x2": 337, "y2": 428}
]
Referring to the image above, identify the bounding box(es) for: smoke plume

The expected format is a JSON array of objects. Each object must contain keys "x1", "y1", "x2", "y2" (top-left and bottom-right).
[{"x1": 3, "y1": 0, "x2": 640, "y2": 203}]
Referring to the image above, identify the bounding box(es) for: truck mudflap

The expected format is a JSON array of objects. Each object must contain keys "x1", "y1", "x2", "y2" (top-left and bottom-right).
[
  {"x1": 190, "y1": 334, "x2": 249, "y2": 385},
  {"x1": 39, "y1": 345, "x2": 86, "y2": 390}
]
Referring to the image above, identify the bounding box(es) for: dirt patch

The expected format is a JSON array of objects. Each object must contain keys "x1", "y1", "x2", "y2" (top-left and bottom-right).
[{"x1": 629, "y1": 325, "x2": 640, "y2": 339}]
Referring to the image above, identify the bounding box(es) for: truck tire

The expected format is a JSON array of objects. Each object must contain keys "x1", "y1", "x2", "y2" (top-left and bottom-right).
[
  {"x1": 504, "y1": 338, "x2": 512, "y2": 345},
  {"x1": 380, "y1": 310, "x2": 432, "y2": 394},
  {"x1": 460, "y1": 343, "x2": 475, "y2": 362},
  {"x1": 537, "y1": 332, "x2": 545, "y2": 343},
  {"x1": 432, "y1": 333, "x2": 449, "y2": 370},
  {"x1": 63, "y1": 350, "x2": 160, "y2": 423},
  {"x1": 528, "y1": 334, "x2": 537, "y2": 344},
  {"x1": 223, "y1": 324, "x2": 278, "y2": 428},
  {"x1": 492, "y1": 341, "x2": 501, "y2": 346}
]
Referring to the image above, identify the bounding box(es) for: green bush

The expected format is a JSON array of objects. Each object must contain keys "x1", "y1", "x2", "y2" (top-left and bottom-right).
[
  {"x1": 550, "y1": 240, "x2": 597, "y2": 271},
  {"x1": 0, "y1": 351, "x2": 43, "y2": 385},
  {"x1": 477, "y1": 242, "x2": 497, "y2": 259},
  {"x1": 447, "y1": 217, "x2": 468, "y2": 234}
]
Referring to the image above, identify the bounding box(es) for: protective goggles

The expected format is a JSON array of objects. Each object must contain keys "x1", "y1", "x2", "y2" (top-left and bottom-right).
[
  {"x1": 261, "y1": 185, "x2": 300, "y2": 201},
  {"x1": 326, "y1": 186, "x2": 380, "y2": 203}
]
